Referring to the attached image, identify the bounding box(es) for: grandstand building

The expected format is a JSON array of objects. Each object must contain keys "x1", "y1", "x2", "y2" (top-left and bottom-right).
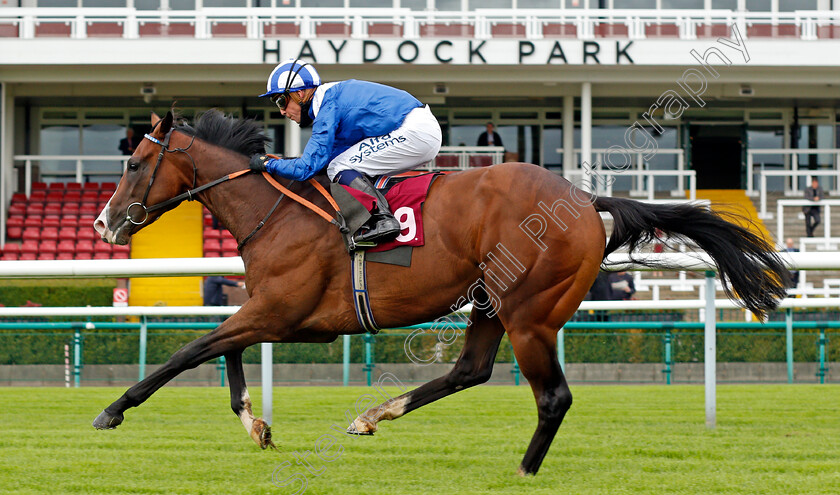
[{"x1": 1, "y1": 3, "x2": 839, "y2": 270}]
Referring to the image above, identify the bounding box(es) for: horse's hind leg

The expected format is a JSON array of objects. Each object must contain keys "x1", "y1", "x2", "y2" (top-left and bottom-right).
[
  {"x1": 508, "y1": 327, "x2": 571, "y2": 476},
  {"x1": 226, "y1": 350, "x2": 273, "y2": 449},
  {"x1": 349, "y1": 305, "x2": 505, "y2": 434}
]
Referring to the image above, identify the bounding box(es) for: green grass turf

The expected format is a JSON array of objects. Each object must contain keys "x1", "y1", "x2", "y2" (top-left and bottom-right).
[{"x1": 0, "y1": 384, "x2": 838, "y2": 494}]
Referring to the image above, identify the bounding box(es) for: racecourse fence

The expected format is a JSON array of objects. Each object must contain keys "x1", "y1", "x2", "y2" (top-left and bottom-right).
[{"x1": 0, "y1": 310, "x2": 834, "y2": 387}]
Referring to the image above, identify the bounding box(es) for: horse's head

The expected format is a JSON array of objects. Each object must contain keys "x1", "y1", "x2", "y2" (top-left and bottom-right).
[{"x1": 95, "y1": 111, "x2": 195, "y2": 244}]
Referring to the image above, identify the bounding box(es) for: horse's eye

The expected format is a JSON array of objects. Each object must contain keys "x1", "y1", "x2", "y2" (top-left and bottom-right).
[{"x1": 127, "y1": 161, "x2": 140, "y2": 172}]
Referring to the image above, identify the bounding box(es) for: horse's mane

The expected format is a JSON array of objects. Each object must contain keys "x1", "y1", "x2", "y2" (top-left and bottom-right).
[{"x1": 175, "y1": 109, "x2": 270, "y2": 157}]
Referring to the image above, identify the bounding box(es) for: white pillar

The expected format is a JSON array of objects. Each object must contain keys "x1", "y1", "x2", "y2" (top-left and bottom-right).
[
  {"x1": 261, "y1": 342, "x2": 273, "y2": 425},
  {"x1": 285, "y1": 122, "x2": 302, "y2": 157},
  {"x1": 580, "y1": 83, "x2": 592, "y2": 178},
  {"x1": 0, "y1": 82, "x2": 11, "y2": 249},
  {"x1": 704, "y1": 271, "x2": 716, "y2": 429},
  {"x1": 562, "y1": 95, "x2": 574, "y2": 180}
]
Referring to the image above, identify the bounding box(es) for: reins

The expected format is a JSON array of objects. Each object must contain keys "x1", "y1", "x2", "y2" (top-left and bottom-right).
[{"x1": 133, "y1": 133, "x2": 347, "y2": 251}]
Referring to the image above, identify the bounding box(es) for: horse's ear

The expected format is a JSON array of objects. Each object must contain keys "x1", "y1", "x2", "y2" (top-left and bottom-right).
[
  {"x1": 160, "y1": 111, "x2": 174, "y2": 135},
  {"x1": 151, "y1": 112, "x2": 161, "y2": 127}
]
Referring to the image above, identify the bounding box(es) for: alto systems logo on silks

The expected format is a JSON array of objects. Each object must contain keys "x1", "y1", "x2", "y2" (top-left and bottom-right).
[{"x1": 348, "y1": 133, "x2": 408, "y2": 164}]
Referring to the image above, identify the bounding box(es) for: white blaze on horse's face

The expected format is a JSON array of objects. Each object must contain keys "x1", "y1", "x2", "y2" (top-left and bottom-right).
[{"x1": 93, "y1": 189, "x2": 123, "y2": 244}]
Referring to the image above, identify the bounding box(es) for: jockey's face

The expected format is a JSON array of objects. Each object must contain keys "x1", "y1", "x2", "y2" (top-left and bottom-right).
[{"x1": 279, "y1": 91, "x2": 304, "y2": 124}]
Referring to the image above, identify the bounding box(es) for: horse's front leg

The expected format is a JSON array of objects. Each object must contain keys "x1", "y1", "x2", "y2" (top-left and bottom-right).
[
  {"x1": 226, "y1": 350, "x2": 273, "y2": 449},
  {"x1": 92, "y1": 307, "x2": 265, "y2": 431}
]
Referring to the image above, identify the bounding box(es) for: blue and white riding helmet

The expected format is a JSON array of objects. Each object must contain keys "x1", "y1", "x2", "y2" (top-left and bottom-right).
[{"x1": 259, "y1": 58, "x2": 321, "y2": 98}]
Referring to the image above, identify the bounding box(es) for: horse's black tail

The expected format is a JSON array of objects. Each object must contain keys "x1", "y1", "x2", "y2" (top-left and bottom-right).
[{"x1": 593, "y1": 196, "x2": 789, "y2": 318}]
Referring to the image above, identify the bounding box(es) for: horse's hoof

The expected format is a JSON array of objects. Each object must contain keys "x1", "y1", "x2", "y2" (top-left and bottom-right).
[
  {"x1": 251, "y1": 419, "x2": 277, "y2": 450},
  {"x1": 92, "y1": 410, "x2": 124, "y2": 430},
  {"x1": 346, "y1": 417, "x2": 376, "y2": 436}
]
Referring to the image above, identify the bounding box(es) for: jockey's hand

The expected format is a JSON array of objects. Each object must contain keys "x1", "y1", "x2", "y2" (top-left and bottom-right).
[{"x1": 249, "y1": 154, "x2": 269, "y2": 173}]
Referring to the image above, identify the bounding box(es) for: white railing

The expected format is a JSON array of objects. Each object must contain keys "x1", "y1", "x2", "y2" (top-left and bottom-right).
[
  {"x1": 746, "y1": 148, "x2": 840, "y2": 197},
  {"x1": 0, "y1": 8, "x2": 838, "y2": 41},
  {"x1": 564, "y1": 147, "x2": 688, "y2": 198},
  {"x1": 757, "y1": 169, "x2": 840, "y2": 219},
  {"x1": 0, "y1": 252, "x2": 836, "y2": 428},
  {"x1": 421, "y1": 146, "x2": 504, "y2": 171},
  {"x1": 13, "y1": 154, "x2": 127, "y2": 198},
  {"x1": 567, "y1": 169, "x2": 696, "y2": 201},
  {"x1": 775, "y1": 199, "x2": 840, "y2": 244}
]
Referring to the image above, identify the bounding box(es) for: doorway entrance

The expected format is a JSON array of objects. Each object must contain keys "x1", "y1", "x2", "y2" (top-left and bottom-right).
[{"x1": 690, "y1": 125, "x2": 744, "y2": 189}]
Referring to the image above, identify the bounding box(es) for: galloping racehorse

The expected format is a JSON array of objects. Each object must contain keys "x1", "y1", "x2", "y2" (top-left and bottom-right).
[{"x1": 93, "y1": 110, "x2": 788, "y2": 476}]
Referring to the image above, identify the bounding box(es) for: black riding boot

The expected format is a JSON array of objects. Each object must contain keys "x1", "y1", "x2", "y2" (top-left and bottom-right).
[{"x1": 348, "y1": 175, "x2": 401, "y2": 244}]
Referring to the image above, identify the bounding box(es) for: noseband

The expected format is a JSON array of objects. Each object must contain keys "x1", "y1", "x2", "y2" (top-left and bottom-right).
[{"x1": 125, "y1": 126, "x2": 197, "y2": 226}]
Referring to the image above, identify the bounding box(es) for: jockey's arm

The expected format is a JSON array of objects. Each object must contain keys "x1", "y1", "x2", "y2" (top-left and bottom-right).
[{"x1": 263, "y1": 102, "x2": 338, "y2": 181}]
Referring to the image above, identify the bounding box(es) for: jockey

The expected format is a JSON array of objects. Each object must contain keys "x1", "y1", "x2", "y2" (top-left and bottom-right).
[{"x1": 250, "y1": 58, "x2": 442, "y2": 244}]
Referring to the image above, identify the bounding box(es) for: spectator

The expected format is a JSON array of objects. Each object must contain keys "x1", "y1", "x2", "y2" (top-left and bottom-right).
[
  {"x1": 203, "y1": 276, "x2": 244, "y2": 306},
  {"x1": 118, "y1": 128, "x2": 140, "y2": 156},
  {"x1": 608, "y1": 271, "x2": 636, "y2": 301},
  {"x1": 586, "y1": 271, "x2": 611, "y2": 322},
  {"x1": 803, "y1": 177, "x2": 825, "y2": 237},
  {"x1": 783, "y1": 237, "x2": 800, "y2": 289},
  {"x1": 476, "y1": 122, "x2": 503, "y2": 148}
]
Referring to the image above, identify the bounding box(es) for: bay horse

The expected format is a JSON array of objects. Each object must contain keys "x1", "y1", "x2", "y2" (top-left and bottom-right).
[{"x1": 93, "y1": 110, "x2": 788, "y2": 476}]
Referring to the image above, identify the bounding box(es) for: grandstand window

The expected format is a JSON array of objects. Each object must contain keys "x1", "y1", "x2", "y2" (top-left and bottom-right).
[
  {"x1": 434, "y1": 0, "x2": 463, "y2": 10},
  {"x1": 402, "y1": 0, "x2": 428, "y2": 9},
  {"x1": 748, "y1": 126, "x2": 785, "y2": 192},
  {"x1": 542, "y1": 126, "x2": 562, "y2": 172},
  {"x1": 36, "y1": 0, "x2": 76, "y2": 6},
  {"x1": 745, "y1": 0, "x2": 771, "y2": 10},
  {"x1": 40, "y1": 125, "x2": 80, "y2": 184},
  {"x1": 300, "y1": 0, "x2": 343, "y2": 5},
  {"x1": 711, "y1": 0, "x2": 737, "y2": 8},
  {"x1": 82, "y1": 0, "x2": 123, "y2": 6},
  {"x1": 468, "y1": 0, "x2": 512, "y2": 8},
  {"x1": 204, "y1": 0, "x2": 246, "y2": 6},
  {"x1": 661, "y1": 0, "x2": 703, "y2": 8},
  {"x1": 519, "y1": 0, "x2": 561, "y2": 6},
  {"x1": 134, "y1": 0, "x2": 160, "y2": 10},
  {"x1": 778, "y1": 0, "x2": 817, "y2": 10},
  {"x1": 170, "y1": 0, "x2": 197, "y2": 9},
  {"x1": 82, "y1": 124, "x2": 126, "y2": 183},
  {"x1": 613, "y1": 0, "x2": 655, "y2": 8}
]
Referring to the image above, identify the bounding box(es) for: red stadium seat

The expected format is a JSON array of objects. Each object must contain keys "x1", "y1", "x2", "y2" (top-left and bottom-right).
[
  {"x1": 76, "y1": 228, "x2": 97, "y2": 242},
  {"x1": 100, "y1": 182, "x2": 117, "y2": 192},
  {"x1": 26, "y1": 203, "x2": 44, "y2": 215},
  {"x1": 66, "y1": 182, "x2": 82, "y2": 191},
  {"x1": 93, "y1": 252, "x2": 111, "y2": 260},
  {"x1": 80, "y1": 203, "x2": 99, "y2": 216},
  {"x1": 2, "y1": 252, "x2": 19, "y2": 261},
  {"x1": 111, "y1": 251, "x2": 129, "y2": 260},
  {"x1": 46, "y1": 191, "x2": 64, "y2": 202},
  {"x1": 24, "y1": 215, "x2": 42, "y2": 228},
  {"x1": 57, "y1": 240, "x2": 76, "y2": 256},
  {"x1": 74, "y1": 251, "x2": 93, "y2": 260},
  {"x1": 81, "y1": 191, "x2": 99, "y2": 204},
  {"x1": 42, "y1": 215, "x2": 61, "y2": 228},
  {"x1": 41, "y1": 227, "x2": 59, "y2": 241},
  {"x1": 31, "y1": 182, "x2": 47, "y2": 191},
  {"x1": 37, "y1": 253, "x2": 57, "y2": 261},
  {"x1": 64, "y1": 191, "x2": 81, "y2": 203},
  {"x1": 48, "y1": 182, "x2": 65, "y2": 191},
  {"x1": 97, "y1": 191, "x2": 113, "y2": 202},
  {"x1": 3, "y1": 243, "x2": 21, "y2": 254},
  {"x1": 61, "y1": 216, "x2": 79, "y2": 229},
  {"x1": 58, "y1": 228, "x2": 77, "y2": 241},
  {"x1": 204, "y1": 228, "x2": 221, "y2": 240},
  {"x1": 8, "y1": 204, "x2": 26, "y2": 216},
  {"x1": 83, "y1": 182, "x2": 100, "y2": 191},
  {"x1": 94, "y1": 241, "x2": 112, "y2": 254},
  {"x1": 39, "y1": 241, "x2": 57, "y2": 254},
  {"x1": 112, "y1": 244, "x2": 130, "y2": 256},
  {"x1": 29, "y1": 190, "x2": 46, "y2": 202},
  {"x1": 22, "y1": 228, "x2": 40, "y2": 241},
  {"x1": 203, "y1": 239, "x2": 221, "y2": 251},
  {"x1": 62, "y1": 204, "x2": 80, "y2": 216},
  {"x1": 6, "y1": 226, "x2": 22, "y2": 239},
  {"x1": 44, "y1": 203, "x2": 62, "y2": 215},
  {"x1": 21, "y1": 240, "x2": 39, "y2": 253},
  {"x1": 11, "y1": 192, "x2": 27, "y2": 203},
  {"x1": 19, "y1": 252, "x2": 36, "y2": 261},
  {"x1": 204, "y1": 250, "x2": 221, "y2": 258},
  {"x1": 221, "y1": 238, "x2": 238, "y2": 252},
  {"x1": 56, "y1": 252, "x2": 74, "y2": 261}
]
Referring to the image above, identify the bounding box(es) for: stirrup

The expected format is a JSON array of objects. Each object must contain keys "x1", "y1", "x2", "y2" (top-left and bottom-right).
[{"x1": 354, "y1": 216, "x2": 400, "y2": 244}]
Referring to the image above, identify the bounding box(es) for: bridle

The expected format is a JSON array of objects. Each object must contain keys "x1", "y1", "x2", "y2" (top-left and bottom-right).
[{"x1": 125, "y1": 121, "x2": 200, "y2": 226}]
